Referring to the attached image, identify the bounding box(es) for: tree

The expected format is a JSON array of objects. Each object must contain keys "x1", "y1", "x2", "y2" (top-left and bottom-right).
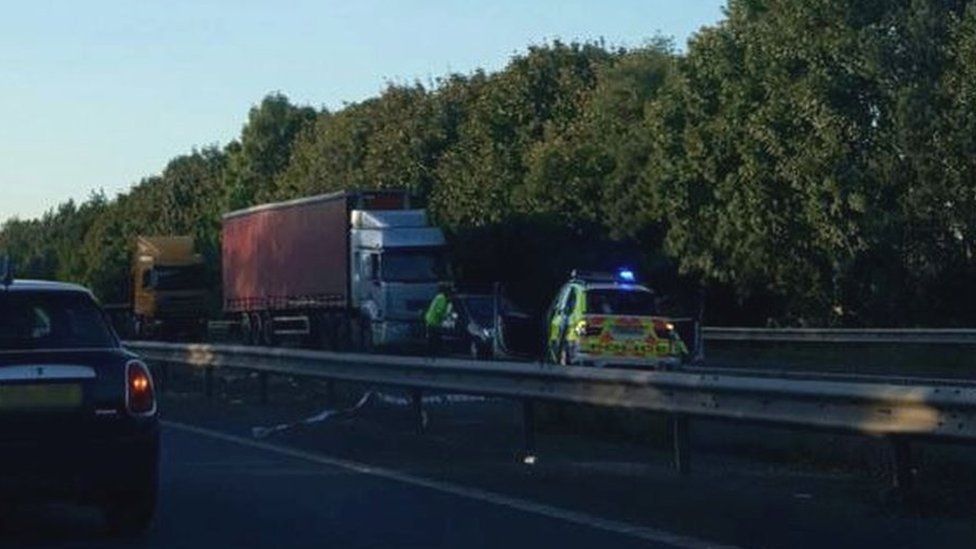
[{"x1": 225, "y1": 93, "x2": 316, "y2": 210}]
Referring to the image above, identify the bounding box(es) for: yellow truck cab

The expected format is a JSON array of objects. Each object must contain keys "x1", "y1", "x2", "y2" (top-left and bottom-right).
[
  {"x1": 132, "y1": 236, "x2": 207, "y2": 338},
  {"x1": 545, "y1": 269, "x2": 687, "y2": 368}
]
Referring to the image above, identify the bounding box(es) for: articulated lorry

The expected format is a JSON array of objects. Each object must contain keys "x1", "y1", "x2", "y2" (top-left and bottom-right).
[
  {"x1": 222, "y1": 189, "x2": 449, "y2": 349},
  {"x1": 129, "y1": 236, "x2": 208, "y2": 338}
]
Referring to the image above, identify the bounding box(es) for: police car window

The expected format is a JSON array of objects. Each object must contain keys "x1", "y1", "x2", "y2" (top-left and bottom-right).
[
  {"x1": 585, "y1": 289, "x2": 656, "y2": 316},
  {"x1": 0, "y1": 292, "x2": 116, "y2": 350}
]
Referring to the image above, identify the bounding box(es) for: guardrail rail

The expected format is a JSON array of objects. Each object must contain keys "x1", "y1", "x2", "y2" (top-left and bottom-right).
[
  {"x1": 126, "y1": 340, "x2": 976, "y2": 491},
  {"x1": 704, "y1": 327, "x2": 976, "y2": 345}
]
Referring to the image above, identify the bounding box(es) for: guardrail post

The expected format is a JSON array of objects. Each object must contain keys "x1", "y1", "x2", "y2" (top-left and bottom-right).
[
  {"x1": 411, "y1": 388, "x2": 425, "y2": 435},
  {"x1": 671, "y1": 414, "x2": 691, "y2": 475},
  {"x1": 521, "y1": 399, "x2": 536, "y2": 463},
  {"x1": 204, "y1": 366, "x2": 214, "y2": 399},
  {"x1": 258, "y1": 372, "x2": 269, "y2": 405},
  {"x1": 889, "y1": 436, "x2": 914, "y2": 493}
]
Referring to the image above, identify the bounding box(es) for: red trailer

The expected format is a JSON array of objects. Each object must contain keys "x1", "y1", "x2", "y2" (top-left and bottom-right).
[{"x1": 221, "y1": 190, "x2": 440, "y2": 348}]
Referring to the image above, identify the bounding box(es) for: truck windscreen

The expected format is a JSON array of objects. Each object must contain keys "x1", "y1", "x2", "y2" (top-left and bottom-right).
[
  {"x1": 585, "y1": 289, "x2": 657, "y2": 316},
  {"x1": 151, "y1": 265, "x2": 205, "y2": 290},
  {"x1": 381, "y1": 252, "x2": 446, "y2": 283}
]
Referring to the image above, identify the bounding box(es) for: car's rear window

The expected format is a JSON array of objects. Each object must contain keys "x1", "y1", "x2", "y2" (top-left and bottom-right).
[
  {"x1": 585, "y1": 288, "x2": 657, "y2": 316},
  {"x1": 0, "y1": 291, "x2": 117, "y2": 350}
]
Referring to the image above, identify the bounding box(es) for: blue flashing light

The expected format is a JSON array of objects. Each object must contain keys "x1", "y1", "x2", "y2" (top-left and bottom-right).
[{"x1": 617, "y1": 268, "x2": 636, "y2": 283}]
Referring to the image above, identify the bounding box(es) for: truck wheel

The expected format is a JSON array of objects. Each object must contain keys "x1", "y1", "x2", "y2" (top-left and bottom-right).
[
  {"x1": 319, "y1": 314, "x2": 342, "y2": 351},
  {"x1": 325, "y1": 314, "x2": 342, "y2": 350},
  {"x1": 359, "y1": 318, "x2": 374, "y2": 353},
  {"x1": 307, "y1": 313, "x2": 324, "y2": 349},
  {"x1": 350, "y1": 317, "x2": 373, "y2": 353},
  {"x1": 262, "y1": 313, "x2": 276, "y2": 347},
  {"x1": 336, "y1": 317, "x2": 354, "y2": 351},
  {"x1": 240, "y1": 313, "x2": 253, "y2": 345},
  {"x1": 251, "y1": 313, "x2": 264, "y2": 346}
]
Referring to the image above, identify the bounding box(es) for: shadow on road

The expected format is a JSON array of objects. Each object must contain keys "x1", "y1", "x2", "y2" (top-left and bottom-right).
[{"x1": 0, "y1": 502, "x2": 146, "y2": 548}]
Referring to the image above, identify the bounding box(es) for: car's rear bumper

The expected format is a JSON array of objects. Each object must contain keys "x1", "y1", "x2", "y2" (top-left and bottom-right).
[{"x1": 0, "y1": 419, "x2": 159, "y2": 502}]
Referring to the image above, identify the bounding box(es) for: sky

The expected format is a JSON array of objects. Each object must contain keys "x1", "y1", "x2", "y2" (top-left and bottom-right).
[{"x1": 0, "y1": 0, "x2": 726, "y2": 223}]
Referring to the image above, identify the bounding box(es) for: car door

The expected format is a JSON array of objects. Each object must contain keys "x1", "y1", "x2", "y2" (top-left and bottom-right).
[
  {"x1": 557, "y1": 287, "x2": 579, "y2": 354},
  {"x1": 546, "y1": 285, "x2": 571, "y2": 359},
  {"x1": 549, "y1": 284, "x2": 582, "y2": 360}
]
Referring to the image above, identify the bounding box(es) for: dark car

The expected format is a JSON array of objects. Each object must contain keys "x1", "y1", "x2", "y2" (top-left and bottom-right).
[
  {"x1": 439, "y1": 293, "x2": 540, "y2": 359},
  {"x1": 0, "y1": 278, "x2": 159, "y2": 534}
]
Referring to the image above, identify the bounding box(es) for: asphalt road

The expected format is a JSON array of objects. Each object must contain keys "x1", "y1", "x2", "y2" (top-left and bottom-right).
[
  {"x1": 4, "y1": 368, "x2": 976, "y2": 549},
  {"x1": 0, "y1": 422, "x2": 702, "y2": 549}
]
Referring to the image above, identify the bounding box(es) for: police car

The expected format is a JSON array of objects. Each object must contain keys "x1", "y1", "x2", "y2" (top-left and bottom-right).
[
  {"x1": 0, "y1": 266, "x2": 159, "y2": 534},
  {"x1": 545, "y1": 269, "x2": 688, "y2": 368}
]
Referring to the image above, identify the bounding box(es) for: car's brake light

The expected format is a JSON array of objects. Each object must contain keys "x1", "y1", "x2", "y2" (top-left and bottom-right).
[{"x1": 126, "y1": 360, "x2": 156, "y2": 416}]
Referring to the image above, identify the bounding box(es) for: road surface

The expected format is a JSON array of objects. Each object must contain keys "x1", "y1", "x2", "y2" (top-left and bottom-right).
[
  {"x1": 0, "y1": 422, "x2": 712, "y2": 549},
  {"x1": 2, "y1": 372, "x2": 974, "y2": 548}
]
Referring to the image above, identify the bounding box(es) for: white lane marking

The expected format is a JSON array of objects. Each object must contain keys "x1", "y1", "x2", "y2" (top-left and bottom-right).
[{"x1": 164, "y1": 420, "x2": 740, "y2": 549}]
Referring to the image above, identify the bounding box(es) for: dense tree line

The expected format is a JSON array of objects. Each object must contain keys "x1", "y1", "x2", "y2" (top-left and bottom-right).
[{"x1": 3, "y1": 0, "x2": 976, "y2": 326}]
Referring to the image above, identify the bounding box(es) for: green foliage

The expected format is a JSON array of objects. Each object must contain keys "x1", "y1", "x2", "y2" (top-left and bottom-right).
[
  {"x1": 4, "y1": 12, "x2": 976, "y2": 326},
  {"x1": 225, "y1": 93, "x2": 316, "y2": 209},
  {"x1": 432, "y1": 42, "x2": 612, "y2": 228},
  {"x1": 647, "y1": 0, "x2": 976, "y2": 325}
]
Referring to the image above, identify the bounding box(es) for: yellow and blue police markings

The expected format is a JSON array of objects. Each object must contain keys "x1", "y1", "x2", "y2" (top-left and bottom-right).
[{"x1": 546, "y1": 274, "x2": 691, "y2": 365}]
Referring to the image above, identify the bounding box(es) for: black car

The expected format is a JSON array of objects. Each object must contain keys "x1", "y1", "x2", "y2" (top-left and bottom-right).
[
  {"x1": 438, "y1": 293, "x2": 540, "y2": 359},
  {"x1": 0, "y1": 278, "x2": 159, "y2": 534}
]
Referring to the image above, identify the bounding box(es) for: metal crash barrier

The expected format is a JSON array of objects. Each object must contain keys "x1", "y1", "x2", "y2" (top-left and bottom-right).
[
  {"x1": 126, "y1": 340, "x2": 976, "y2": 492},
  {"x1": 704, "y1": 327, "x2": 976, "y2": 345}
]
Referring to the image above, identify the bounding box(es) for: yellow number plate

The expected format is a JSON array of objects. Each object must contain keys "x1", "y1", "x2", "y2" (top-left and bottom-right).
[{"x1": 0, "y1": 384, "x2": 83, "y2": 410}]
